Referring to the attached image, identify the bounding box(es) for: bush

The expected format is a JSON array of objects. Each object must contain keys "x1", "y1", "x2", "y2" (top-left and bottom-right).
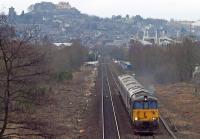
[
  {"x1": 51, "y1": 71, "x2": 73, "y2": 81},
  {"x1": 14, "y1": 86, "x2": 47, "y2": 112}
]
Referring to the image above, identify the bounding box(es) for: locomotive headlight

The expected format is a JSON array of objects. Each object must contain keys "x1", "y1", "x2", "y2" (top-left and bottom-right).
[
  {"x1": 134, "y1": 117, "x2": 138, "y2": 121},
  {"x1": 152, "y1": 117, "x2": 156, "y2": 120}
]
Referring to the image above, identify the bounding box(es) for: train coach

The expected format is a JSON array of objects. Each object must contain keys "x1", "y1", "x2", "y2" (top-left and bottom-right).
[
  {"x1": 119, "y1": 61, "x2": 133, "y2": 71},
  {"x1": 118, "y1": 74, "x2": 159, "y2": 133}
]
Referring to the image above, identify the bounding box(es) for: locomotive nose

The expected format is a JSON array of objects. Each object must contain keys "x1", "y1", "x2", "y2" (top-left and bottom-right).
[{"x1": 144, "y1": 112, "x2": 147, "y2": 118}]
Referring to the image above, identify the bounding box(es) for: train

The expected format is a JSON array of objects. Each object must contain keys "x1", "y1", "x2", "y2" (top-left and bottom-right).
[
  {"x1": 118, "y1": 74, "x2": 159, "y2": 133},
  {"x1": 119, "y1": 61, "x2": 133, "y2": 71},
  {"x1": 113, "y1": 59, "x2": 133, "y2": 71}
]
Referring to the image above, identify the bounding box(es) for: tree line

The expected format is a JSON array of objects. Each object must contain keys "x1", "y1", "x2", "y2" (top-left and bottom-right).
[{"x1": 129, "y1": 39, "x2": 200, "y2": 84}]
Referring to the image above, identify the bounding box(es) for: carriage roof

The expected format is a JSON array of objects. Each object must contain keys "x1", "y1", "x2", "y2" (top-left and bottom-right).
[{"x1": 118, "y1": 74, "x2": 148, "y2": 97}]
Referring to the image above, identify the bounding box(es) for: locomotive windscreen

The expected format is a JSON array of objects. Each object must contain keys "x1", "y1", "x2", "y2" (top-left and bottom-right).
[{"x1": 134, "y1": 101, "x2": 157, "y2": 109}]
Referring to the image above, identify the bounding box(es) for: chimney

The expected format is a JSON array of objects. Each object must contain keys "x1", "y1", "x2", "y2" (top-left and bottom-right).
[
  {"x1": 162, "y1": 30, "x2": 165, "y2": 37},
  {"x1": 143, "y1": 30, "x2": 146, "y2": 40},
  {"x1": 155, "y1": 30, "x2": 158, "y2": 44},
  {"x1": 146, "y1": 30, "x2": 149, "y2": 38}
]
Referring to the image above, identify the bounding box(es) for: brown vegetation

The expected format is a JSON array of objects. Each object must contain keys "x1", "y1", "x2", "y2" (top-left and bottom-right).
[
  {"x1": 0, "y1": 15, "x2": 89, "y2": 138},
  {"x1": 0, "y1": 15, "x2": 47, "y2": 137},
  {"x1": 156, "y1": 83, "x2": 200, "y2": 138},
  {"x1": 129, "y1": 39, "x2": 200, "y2": 83}
]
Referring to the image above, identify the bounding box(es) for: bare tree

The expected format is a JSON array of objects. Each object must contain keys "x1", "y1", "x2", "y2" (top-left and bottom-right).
[
  {"x1": 129, "y1": 38, "x2": 200, "y2": 83},
  {"x1": 0, "y1": 15, "x2": 46, "y2": 137}
]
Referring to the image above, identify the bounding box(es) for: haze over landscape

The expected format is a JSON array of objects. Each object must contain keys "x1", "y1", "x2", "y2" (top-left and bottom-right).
[
  {"x1": 0, "y1": 0, "x2": 200, "y2": 20},
  {"x1": 0, "y1": 0, "x2": 200, "y2": 139}
]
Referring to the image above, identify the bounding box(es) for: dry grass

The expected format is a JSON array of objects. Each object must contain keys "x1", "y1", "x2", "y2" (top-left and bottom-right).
[
  {"x1": 156, "y1": 83, "x2": 200, "y2": 138},
  {"x1": 4, "y1": 66, "x2": 97, "y2": 139}
]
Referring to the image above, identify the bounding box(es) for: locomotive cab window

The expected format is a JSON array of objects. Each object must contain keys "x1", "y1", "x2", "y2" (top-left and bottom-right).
[
  {"x1": 149, "y1": 101, "x2": 157, "y2": 109},
  {"x1": 134, "y1": 100, "x2": 158, "y2": 109},
  {"x1": 134, "y1": 101, "x2": 143, "y2": 109}
]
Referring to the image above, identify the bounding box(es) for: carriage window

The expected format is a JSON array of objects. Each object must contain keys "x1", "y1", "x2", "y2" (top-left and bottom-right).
[
  {"x1": 149, "y1": 101, "x2": 157, "y2": 109},
  {"x1": 134, "y1": 101, "x2": 143, "y2": 109}
]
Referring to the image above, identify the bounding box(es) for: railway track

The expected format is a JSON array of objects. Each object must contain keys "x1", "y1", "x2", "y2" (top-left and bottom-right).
[
  {"x1": 108, "y1": 61, "x2": 177, "y2": 139},
  {"x1": 99, "y1": 57, "x2": 177, "y2": 139},
  {"x1": 101, "y1": 63, "x2": 120, "y2": 139}
]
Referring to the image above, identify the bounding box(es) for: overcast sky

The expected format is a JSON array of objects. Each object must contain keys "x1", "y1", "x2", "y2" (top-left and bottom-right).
[{"x1": 0, "y1": 0, "x2": 199, "y2": 21}]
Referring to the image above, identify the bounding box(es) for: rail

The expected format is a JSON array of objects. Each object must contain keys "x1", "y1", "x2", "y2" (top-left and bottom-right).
[
  {"x1": 101, "y1": 63, "x2": 121, "y2": 139},
  {"x1": 101, "y1": 64, "x2": 105, "y2": 139},
  {"x1": 160, "y1": 115, "x2": 177, "y2": 139},
  {"x1": 105, "y1": 65, "x2": 121, "y2": 139}
]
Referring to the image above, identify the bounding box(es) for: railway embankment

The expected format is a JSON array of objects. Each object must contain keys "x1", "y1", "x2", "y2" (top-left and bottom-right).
[
  {"x1": 4, "y1": 65, "x2": 99, "y2": 139},
  {"x1": 156, "y1": 83, "x2": 200, "y2": 139}
]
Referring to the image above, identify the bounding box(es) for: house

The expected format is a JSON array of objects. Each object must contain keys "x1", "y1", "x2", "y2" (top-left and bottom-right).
[{"x1": 53, "y1": 42, "x2": 72, "y2": 49}]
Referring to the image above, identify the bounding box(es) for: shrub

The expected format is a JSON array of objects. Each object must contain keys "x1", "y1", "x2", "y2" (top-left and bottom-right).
[{"x1": 51, "y1": 71, "x2": 73, "y2": 81}]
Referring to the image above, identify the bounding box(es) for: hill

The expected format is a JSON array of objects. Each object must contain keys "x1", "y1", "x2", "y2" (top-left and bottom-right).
[{"x1": 7, "y1": 2, "x2": 200, "y2": 45}]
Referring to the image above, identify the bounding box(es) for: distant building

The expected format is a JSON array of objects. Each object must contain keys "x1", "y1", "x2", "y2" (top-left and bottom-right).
[
  {"x1": 9, "y1": 7, "x2": 16, "y2": 16},
  {"x1": 8, "y1": 7, "x2": 16, "y2": 23},
  {"x1": 178, "y1": 20, "x2": 193, "y2": 26},
  {"x1": 53, "y1": 42, "x2": 72, "y2": 49},
  {"x1": 159, "y1": 36, "x2": 174, "y2": 46},
  {"x1": 105, "y1": 38, "x2": 128, "y2": 48},
  {"x1": 31, "y1": 2, "x2": 56, "y2": 12},
  {"x1": 138, "y1": 40, "x2": 153, "y2": 46},
  {"x1": 192, "y1": 20, "x2": 200, "y2": 27},
  {"x1": 136, "y1": 29, "x2": 176, "y2": 46},
  {"x1": 21, "y1": 10, "x2": 25, "y2": 16},
  {"x1": 56, "y1": 2, "x2": 71, "y2": 9}
]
